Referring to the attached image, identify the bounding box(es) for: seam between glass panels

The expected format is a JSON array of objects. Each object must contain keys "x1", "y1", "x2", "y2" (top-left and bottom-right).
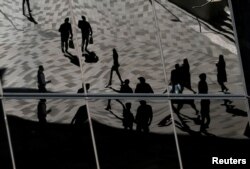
[
  {"x1": 151, "y1": 0, "x2": 184, "y2": 169},
  {"x1": 228, "y1": 0, "x2": 250, "y2": 124},
  {"x1": 68, "y1": 0, "x2": 101, "y2": 169},
  {"x1": 0, "y1": 81, "x2": 16, "y2": 169}
]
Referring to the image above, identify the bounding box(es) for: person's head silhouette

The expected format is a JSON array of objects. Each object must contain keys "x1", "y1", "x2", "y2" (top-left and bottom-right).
[
  {"x1": 113, "y1": 48, "x2": 117, "y2": 54},
  {"x1": 139, "y1": 100, "x2": 147, "y2": 106},
  {"x1": 85, "y1": 83, "x2": 90, "y2": 91},
  {"x1": 175, "y1": 64, "x2": 180, "y2": 69},
  {"x1": 39, "y1": 65, "x2": 44, "y2": 71},
  {"x1": 123, "y1": 79, "x2": 130, "y2": 85},
  {"x1": 138, "y1": 77, "x2": 145, "y2": 83},
  {"x1": 82, "y1": 16, "x2": 86, "y2": 21},
  {"x1": 199, "y1": 73, "x2": 206, "y2": 81},
  {"x1": 65, "y1": 18, "x2": 69, "y2": 23},
  {"x1": 40, "y1": 99, "x2": 46, "y2": 102},
  {"x1": 183, "y1": 58, "x2": 188, "y2": 65},
  {"x1": 125, "y1": 102, "x2": 131, "y2": 109},
  {"x1": 219, "y1": 54, "x2": 224, "y2": 62}
]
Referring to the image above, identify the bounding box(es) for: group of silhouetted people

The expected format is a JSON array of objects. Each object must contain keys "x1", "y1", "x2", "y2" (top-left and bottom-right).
[
  {"x1": 170, "y1": 58, "x2": 196, "y2": 94},
  {"x1": 169, "y1": 55, "x2": 229, "y2": 132},
  {"x1": 109, "y1": 100, "x2": 153, "y2": 133},
  {"x1": 59, "y1": 16, "x2": 92, "y2": 54}
]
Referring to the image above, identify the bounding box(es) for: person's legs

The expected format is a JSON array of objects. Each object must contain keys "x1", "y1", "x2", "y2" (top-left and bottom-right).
[
  {"x1": 143, "y1": 125, "x2": 149, "y2": 133},
  {"x1": 200, "y1": 113, "x2": 205, "y2": 131},
  {"x1": 189, "y1": 101, "x2": 199, "y2": 114},
  {"x1": 115, "y1": 68, "x2": 123, "y2": 84},
  {"x1": 26, "y1": 0, "x2": 31, "y2": 13},
  {"x1": 105, "y1": 99, "x2": 111, "y2": 110},
  {"x1": 205, "y1": 112, "x2": 210, "y2": 128},
  {"x1": 82, "y1": 37, "x2": 86, "y2": 52},
  {"x1": 107, "y1": 67, "x2": 114, "y2": 86},
  {"x1": 65, "y1": 39, "x2": 69, "y2": 52},
  {"x1": 219, "y1": 81, "x2": 228, "y2": 92},
  {"x1": 136, "y1": 124, "x2": 142, "y2": 132},
  {"x1": 22, "y1": 0, "x2": 25, "y2": 15},
  {"x1": 85, "y1": 36, "x2": 89, "y2": 53},
  {"x1": 61, "y1": 39, "x2": 65, "y2": 53}
]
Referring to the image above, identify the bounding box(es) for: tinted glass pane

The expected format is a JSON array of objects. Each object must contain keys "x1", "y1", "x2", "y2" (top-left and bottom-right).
[
  {"x1": 88, "y1": 98, "x2": 181, "y2": 169},
  {"x1": 4, "y1": 99, "x2": 97, "y2": 169}
]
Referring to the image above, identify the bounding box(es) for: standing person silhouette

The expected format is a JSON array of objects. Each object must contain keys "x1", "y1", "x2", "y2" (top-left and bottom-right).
[
  {"x1": 59, "y1": 18, "x2": 73, "y2": 53},
  {"x1": 106, "y1": 48, "x2": 123, "y2": 87},
  {"x1": 135, "y1": 77, "x2": 154, "y2": 93},
  {"x1": 78, "y1": 16, "x2": 93, "y2": 53},
  {"x1": 216, "y1": 54, "x2": 228, "y2": 92},
  {"x1": 37, "y1": 65, "x2": 51, "y2": 92},
  {"x1": 37, "y1": 99, "x2": 51, "y2": 124},
  {"x1": 135, "y1": 100, "x2": 153, "y2": 133},
  {"x1": 181, "y1": 58, "x2": 196, "y2": 94},
  {"x1": 170, "y1": 64, "x2": 181, "y2": 93},
  {"x1": 109, "y1": 102, "x2": 134, "y2": 130},
  {"x1": 198, "y1": 73, "x2": 210, "y2": 132}
]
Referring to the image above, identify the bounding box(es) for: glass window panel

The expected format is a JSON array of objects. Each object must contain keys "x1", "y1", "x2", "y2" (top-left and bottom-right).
[
  {"x1": 172, "y1": 98, "x2": 249, "y2": 169},
  {"x1": 4, "y1": 99, "x2": 97, "y2": 169},
  {"x1": 0, "y1": 99, "x2": 13, "y2": 169},
  {"x1": 88, "y1": 98, "x2": 181, "y2": 169}
]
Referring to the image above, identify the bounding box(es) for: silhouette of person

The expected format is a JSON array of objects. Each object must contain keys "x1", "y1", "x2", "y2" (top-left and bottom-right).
[
  {"x1": 109, "y1": 102, "x2": 134, "y2": 130},
  {"x1": 180, "y1": 58, "x2": 196, "y2": 94},
  {"x1": 71, "y1": 105, "x2": 88, "y2": 127},
  {"x1": 0, "y1": 68, "x2": 6, "y2": 85},
  {"x1": 37, "y1": 65, "x2": 51, "y2": 92},
  {"x1": 105, "y1": 79, "x2": 133, "y2": 110},
  {"x1": 77, "y1": 83, "x2": 90, "y2": 93},
  {"x1": 135, "y1": 77, "x2": 154, "y2": 93},
  {"x1": 59, "y1": 18, "x2": 73, "y2": 53},
  {"x1": 216, "y1": 54, "x2": 228, "y2": 92},
  {"x1": 106, "y1": 48, "x2": 123, "y2": 87},
  {"x1": 37, "y1": 99, "x2": 51, "y2": 124},
  {"x1": 170, "y1": 64, "x2": 182, "y2": 93},
  {"x1": 135, "y1": 100, "x2": 153, "y2": 133},
  {"x1": 22, "y1": 0, "x2": 31, "y2": 16},
  {"x1": 198, "y1": 73, "x2": 210, "y2": 132},
  {"x1": 78, "y1": 16, "x2": 93, "y2": 53}
]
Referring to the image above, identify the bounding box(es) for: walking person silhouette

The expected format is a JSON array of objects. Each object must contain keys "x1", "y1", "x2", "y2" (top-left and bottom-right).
[
  {"x1": 180, "y1": 58, "x2": 196, "y2": 94},
  {"x1": 78, "y1": 16, "x2": 93, "y2": 53},
  {"x1": 59, "y1": 18, "x2": 73, "y2": 53},
  {"x1": 135, "y1": 100, "x2": 153, "y2": 133},
  {"x1": 216, "y1": 54, "x2": 228, "y2": 93},
  {"x1": 106, "y1": 48, "x2": 123, "y2": 87},
  {"x1": 135, "y1": 77, "x2": 154, "y2": 93},
  {"x1": 170, "y1": 64, "x2": 182, "y2": 93},
  {"x1": 198, "y1": 73, "x2": 210, "y2": 132}
]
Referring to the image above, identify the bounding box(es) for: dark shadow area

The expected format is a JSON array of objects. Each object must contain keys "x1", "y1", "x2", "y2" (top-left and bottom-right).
[
  {"x1": 82, "y1": 51, "x2": 99, "y2": 63},
  {"x1": 220, "y1": 99, "x2": 248, "y2": 117},
  {"x1": 6, "y1": 115, "x2": 96, "y2": 169},
  {"x1": 0, "y1": 101, "x2": 13, "y2": 169},
  {"x1": 2, "y1": 115, "x2": 249, "y2": 169},
  {"x1": 64, "y1": 52, "x2": 80, "y2": 67},
  {"x1": 3, "y1": 88, "x2": 55, "y2": 93}
]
